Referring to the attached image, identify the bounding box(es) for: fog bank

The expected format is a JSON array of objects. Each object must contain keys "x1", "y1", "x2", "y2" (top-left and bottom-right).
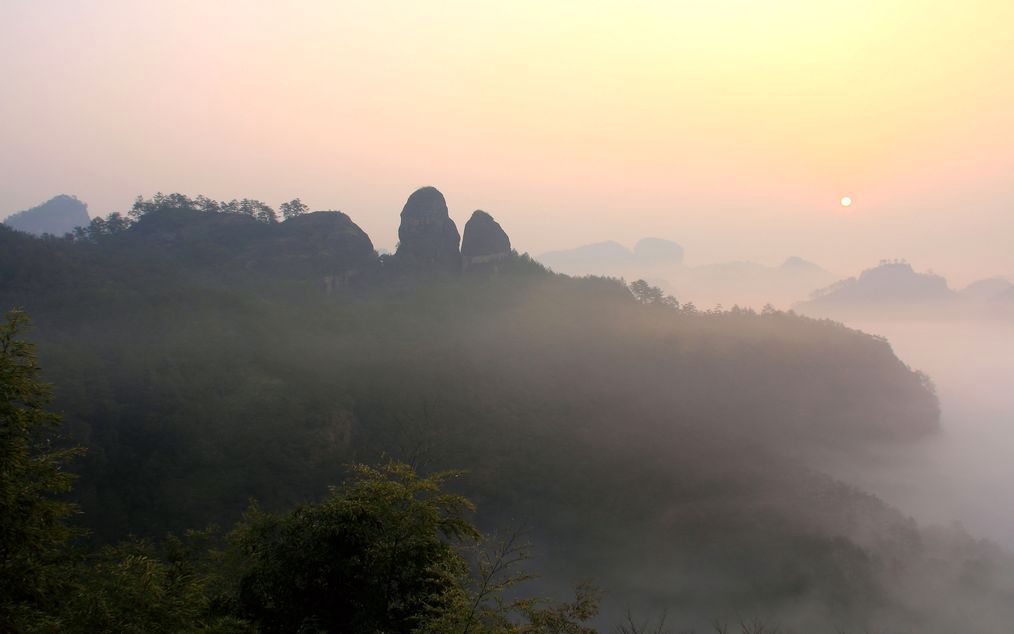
[{"x1": 821, "y1": 318, "x2": 1014, "y2": 549}]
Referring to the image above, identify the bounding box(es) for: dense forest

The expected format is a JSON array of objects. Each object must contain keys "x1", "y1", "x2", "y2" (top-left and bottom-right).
[{"x1": 2, "y1": 190, "x2": 1012, "y2": 632}]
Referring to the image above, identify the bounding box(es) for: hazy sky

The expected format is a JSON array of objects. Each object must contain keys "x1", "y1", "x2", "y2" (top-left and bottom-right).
[{"x1": 2, "y1": 1, "x2": 1012, "y2": 283}]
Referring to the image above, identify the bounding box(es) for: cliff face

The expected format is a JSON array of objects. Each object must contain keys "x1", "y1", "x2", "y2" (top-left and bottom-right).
[
  {"x1": 273, "y1": 211, "x2": 377, "y2": 291},
  {"x1": 395, "y1": 187, "x2": 461, "y2": 270},
  {"x1": 4, "y1": 195, "x2": 90, "y2": 236},
  {"x1": 461, "y1": 210, "x2": 511, "y2": 271}
]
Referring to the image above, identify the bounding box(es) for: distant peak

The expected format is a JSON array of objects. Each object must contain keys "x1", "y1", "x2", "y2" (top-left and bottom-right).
[
  {"x1": 634, "y1": 237, "x2": 684, "y2": 263},
  {"x1": 4, "y1": 194, "x2": 90, "y2": 236},
  {"x1": 780, "y1": 256, "x2": 823, "y2": 272}
]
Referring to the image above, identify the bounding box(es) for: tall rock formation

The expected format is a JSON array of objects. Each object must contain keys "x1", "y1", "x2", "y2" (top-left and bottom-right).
[
  {"x1": 4, "y1": 194, "x2": 90, "y2": 236},
  {"x1": 395, "y1": 187, "x2": 460, "y2": 270},
  {"x1": 461, "y1": 210, "x2": 511, "y2": 271}
]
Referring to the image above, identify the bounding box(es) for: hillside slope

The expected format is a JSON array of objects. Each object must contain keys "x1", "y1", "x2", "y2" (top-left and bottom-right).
[{"x1": 2, "y1": 193, "x2": 1005, "y2": 631}]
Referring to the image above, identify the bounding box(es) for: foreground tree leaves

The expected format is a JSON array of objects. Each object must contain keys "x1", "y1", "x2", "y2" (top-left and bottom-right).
[
  {"x1": 0, "y1": 309, "x2": 83, "y2": 631},
  {"x1": 0, "y1": 315, "x2": 596, "y2": 633},
  {"x1": 230, "y1": 463, "x2": 478, "y2": 632},
  {"x1": 230, "y1": 463, "x2": 600, "y2": 633}
]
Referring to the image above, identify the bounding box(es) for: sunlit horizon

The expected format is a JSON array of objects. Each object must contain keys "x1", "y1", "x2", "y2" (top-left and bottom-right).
[
  {"x1": 2, "y1": 0, "x2": 1012, "y2": 283},
  {"x1": 5, "y1": 5, "x2": 1014, "y2": 631}
]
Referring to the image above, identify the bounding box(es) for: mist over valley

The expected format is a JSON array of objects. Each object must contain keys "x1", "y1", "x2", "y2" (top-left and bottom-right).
[{"x1": 3, "y1": 2, "x2": 1014, "y2": 631}]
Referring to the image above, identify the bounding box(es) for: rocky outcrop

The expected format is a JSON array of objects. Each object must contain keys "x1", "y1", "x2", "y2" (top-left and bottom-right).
[
  {"x1": 395, "y1": 187, "x2": 461, "y2": 270},
  {"x1": 273, "y1": 211, "x2": 377, "y2": 291},
  {"x1": 461, "y1": 210, "x2": 511, "y2": 271},
  {"x1": 4, "y1": 194, "x2": 90, "y2": 236},
  {"x1": 129, "y1": 206, "x2": 377, "y2": 291}
]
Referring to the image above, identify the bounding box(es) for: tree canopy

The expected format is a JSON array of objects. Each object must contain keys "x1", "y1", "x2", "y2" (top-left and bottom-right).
[{"x1": 0, "y1": 309, "x2": 81, "y2": 630}]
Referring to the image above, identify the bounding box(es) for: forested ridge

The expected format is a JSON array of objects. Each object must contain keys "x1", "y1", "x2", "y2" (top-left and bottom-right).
[{"x1": 2, "y1": 191, "x2": 1011, "y2": 632}]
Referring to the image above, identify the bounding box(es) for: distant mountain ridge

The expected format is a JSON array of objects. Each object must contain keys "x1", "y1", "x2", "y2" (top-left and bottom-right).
[
  {"x1": 539, "y1": 238, "x2": 684, "y2": 273},
  {"x1": 959, "y1": 277, "x2": 1014, "y2": 301},
  {"x1": 808, "y1": 261, "x2": 953, "y2": 304},
  {"x1": 4, "y1": 194, "x2": 90, "y2": 236},
  {"x1": 797, "y1": 261, "x2": 1014, "y2": 319},
  {"x1": 781, "y1": 255, "x2": 825, "y2": 272},
  {"x1": 537, "y1": 239, "x2": 832, "y2": 308}
]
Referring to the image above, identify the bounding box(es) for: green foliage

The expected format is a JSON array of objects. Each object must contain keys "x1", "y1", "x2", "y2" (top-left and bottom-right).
[
  {"x1": 0, "y1": 309, "x2": 82, "y2": 629},
  {"x1": 279, "y1": 198, "x2": 309, "y2": 220},
  {"x1": 220, "y1": 461, "x2": 602, "y2": 634},
  {"x1": 512, "y1": 584, "x2": 599, "y2": 634},
  {"x1": 628, "y1": 280, "x2": 678, "y2": 309},
  {"x1": 67, "y1": 193, "x2": 279, "y2": 244},
  {"x1": 230, "y1": 462, "x2": 479, "y2": 632},
  {"x1": 127, "y1": 193, "x2": 278, "y2": 224},
  {"x1": 53, "y1": 533, "x2": 251, "y2": 634},
  {"x1": 433, "y1": 526, "x2": 601, "y2": 634}
]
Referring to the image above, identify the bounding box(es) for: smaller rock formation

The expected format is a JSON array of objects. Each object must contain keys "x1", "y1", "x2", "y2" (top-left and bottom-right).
[
  {"x1": 274, "y1": 211, "x2": 377, "y2": 291},
  {"x1": 4, "y1": 194, "x2": 90, "y2": 236},
  {"x1": 395, "y1": 187, "x2": 460, "y2": 270},
  {"x1": 461, "y1": 210, "x2": 511, "y2": 271}
]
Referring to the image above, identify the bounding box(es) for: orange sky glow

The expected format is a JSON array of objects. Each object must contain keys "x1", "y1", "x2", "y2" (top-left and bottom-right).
[{"x1": 2, "y1": 1, "x2": 1012, "y2": 283}]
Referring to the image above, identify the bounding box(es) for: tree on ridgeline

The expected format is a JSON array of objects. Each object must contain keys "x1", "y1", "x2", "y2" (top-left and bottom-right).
[
  {"x1": 279, "y1": 198, "x2": 309, "y2": 220},
  {"x1": 127, "y1": 193, "x2": 278, "y2": 223},
  {"x1": 629, "y1": 279, "x2": 679, "y2": 309}
]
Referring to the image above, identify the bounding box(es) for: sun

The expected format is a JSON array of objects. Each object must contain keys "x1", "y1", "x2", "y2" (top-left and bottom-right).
[{"x1": 840, "y1": 196, "x2": 853, "y2": 207}]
